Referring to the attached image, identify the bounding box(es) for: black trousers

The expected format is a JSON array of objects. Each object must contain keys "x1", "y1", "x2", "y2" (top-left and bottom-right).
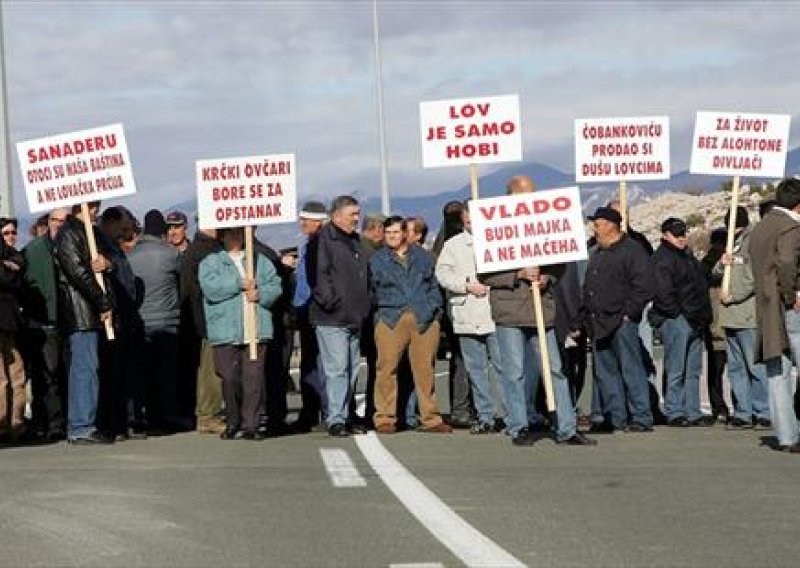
[
  {"x1": 297, "y1": 323, "x2": 323, "y2": 424},
  {"x1": 22, "y1": 327, "x2": 65, "y2": 435},
  {"x1": 213, "y1": 343, "x2": 266, "y2": 432}
]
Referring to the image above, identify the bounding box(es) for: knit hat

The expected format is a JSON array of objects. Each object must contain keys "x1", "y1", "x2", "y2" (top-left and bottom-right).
[
  {"x1": 143, "y1": 209, "x2": 167, "y2": 236},
  {"x1": 724, "y1": 206, "x2": 749, "y2": 229}
]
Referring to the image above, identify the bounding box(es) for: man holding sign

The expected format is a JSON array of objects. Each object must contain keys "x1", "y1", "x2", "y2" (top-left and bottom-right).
[{"x1": 54, "y1": 201, "x2": 114, "y2": 444}]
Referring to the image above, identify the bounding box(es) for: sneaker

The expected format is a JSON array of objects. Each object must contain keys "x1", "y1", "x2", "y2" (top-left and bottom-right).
[
  {"x1": 512, "y1": 427, "x2": 535, "y2": 446},
  {"x1": 470, "y1": 422, "x2": 493, "y2": 435},
  {"x1": 626, "y1": 423, "x2": 654, "y2": 433},
  {"x1": 420, "y1": 423, "x2": 453, "y2": 434},
  {"x1": 557, "y1": 432, "x2": 598, "y2": 446}
]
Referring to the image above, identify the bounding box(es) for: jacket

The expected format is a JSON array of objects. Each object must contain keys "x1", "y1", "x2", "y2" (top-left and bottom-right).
[
  {"x1": 53, "y1": 215, "x2": 114, "y2": 333},
  {"x1": 22, "y1": 235, "x2": 57, "y2": 326},
  {"x1": 181, "y1": 231, "x2": 222, "y2": 338},
  {"x1": 749, "y1": 207, "x2": 800, "y2": 361},
  {"x1": 713, "y1": 227, "x2": 757, "y2": 330},
  {"x1": 479, "y1": 264, "x2": 562, "y2": 329},
  {"x1": 649, "y1": 240, "x2": 712, "y2": 329},
  {"x1": 370, "y1": 244, "x2": 442, "y2": 333},
  {"x1": 199, "y1": 250, "x2": 282, "y2": 346},
  {"x1": 308, "y1": 222, "x2": 371, "y2": 329},
  {"x1": 582, "y1": 233, "x2": 653, "y2": 341},
  {"x1": 434, "y1": 231, "x2": 495, "y2": 335},
  {"x1": 128, "y1": 235, "x2": 181, "y2": 330},
  {"x1": 0, "y1": 242, "x2": 25, "y2": 332}
]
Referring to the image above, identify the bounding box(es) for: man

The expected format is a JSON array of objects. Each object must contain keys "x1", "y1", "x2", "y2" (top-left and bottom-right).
[
  {"x1": 181, "y1": 222, "x2": 225, "y2": 434},
  {"x1": 650, "y1": 217, "x2": 714, "y2": 427},
  {"x1": 481, "y1": 175, "x2": 596, "y2": 446},
  {"x1": 308, "y1": 195, "x2": 371, "y2": 437},
  {"x1": 292, "y1": 201, "x2": 329, "y2": 433},
  {"x1": 166, "y1": 211, "x2": 190, "y2": 256},
  {"x1": 436, "y1": 203, "x2": 505, "y2": 434},
  {"x1": 702, "y1": 227, "x2": 731, "y2": 424},
  {"x1": 358, "y1": 212, "x2": 385, "y2": 427},
  {"x1": 54, "y1": 201, "x2": 114, "y2": 444},
  {"x1": 716, "y1": 207, "x2": 769, "y2": 429},
  {"x1": 128, "y1": 210, "x2": 183, "y2": 432},
  {"x1": 370, "y1": 216, "x2": 451, "y2": 434},
  {"x1": 582, "y1": 206, "x2": 653, "y2": 433},
  {"x1": 0, "y1": 223, "x2": 26, "y2": 442},
  {"x1": 406, "y1": 216, "x2": 428, "y2": 247},
  {"x1": 750, "y1": 178, "x2": 800, "y2": 453},
  {"x1": 0, "y1": 217, "x2": 18, "y2": 249},
  {"x1": 22, "y1": 208, "x2": 68, "y2": 441}
]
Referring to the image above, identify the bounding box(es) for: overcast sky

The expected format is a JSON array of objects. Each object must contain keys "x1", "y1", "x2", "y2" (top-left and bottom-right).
[{"x1": 4, "y1": 0, "x2": 800, "y2": 218}]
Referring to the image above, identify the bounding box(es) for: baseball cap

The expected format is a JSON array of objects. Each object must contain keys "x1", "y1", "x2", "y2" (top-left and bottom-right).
[
  {"x1": 587, "y1": 207, "x2": 622, "y2": 226},
  {"x1": 166, "y1": 211, "x2": 188, "y2": 225}
]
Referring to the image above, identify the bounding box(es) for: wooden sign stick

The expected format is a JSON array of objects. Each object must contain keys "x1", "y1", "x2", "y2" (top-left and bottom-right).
[
  {"x1": 721, "y1": 175, "x2": 741, "y2": 297},
  {"x1": 81, "y1": 202, "x2": 115, "y2": 341},
  {"x1": 245, "y1": 225, "x2": 258, "y2": 361},
  {"x1": 469, "y1": 163, "x2": 479, "y2": 201},
  {"x1": 531, "y1": 282, "x2": 556, "y2": 412},
  {"x1": 619, "y1": 179, "x2": 628, "y2": 232}
]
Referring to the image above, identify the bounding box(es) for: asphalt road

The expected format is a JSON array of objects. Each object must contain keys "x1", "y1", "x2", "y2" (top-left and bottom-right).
[{"x1": 2, "y1": 356, "x2": 799, "y2": 567}]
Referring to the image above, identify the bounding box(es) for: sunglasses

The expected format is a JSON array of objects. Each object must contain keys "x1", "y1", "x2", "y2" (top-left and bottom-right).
[{"x1": 2, "y1": 230, "x2": 17, "y2": 236}]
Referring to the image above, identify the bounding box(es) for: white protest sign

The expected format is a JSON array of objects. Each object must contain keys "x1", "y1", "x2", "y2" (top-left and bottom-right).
[
  {"x1": 575, "y1": 116, "x2": 670, "y2": 182},
  {"x1": 17, "y1": 123, "x2": 136, "y2": 214},
  {"x1": 690, "y1": 111, "x2": 791, "y2": 177},
  {"x1": 420, "y1": 94, "x2": 522, "y2": 168},
  {"x1": 196, "y1": 154, "x2": 297, "y2": 230},
  {"x1": 469, "y1": 186, "x2": 588, "y2": 273}
]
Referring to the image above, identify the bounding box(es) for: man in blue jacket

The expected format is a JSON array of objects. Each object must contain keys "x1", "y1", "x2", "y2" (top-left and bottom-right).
[{"x1": 370, "y1": 216, "x2": 451, "y2": 434}]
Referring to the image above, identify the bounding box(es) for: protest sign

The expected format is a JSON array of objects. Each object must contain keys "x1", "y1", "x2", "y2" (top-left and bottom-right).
[
  {"x1": 16, "y1": 123, "x2": 136, "y2": 214},
  {"x1": 196, "y1": 153, "x2": 296, "y2": 230},
  {"x1": 690, "y1": 111, "x2": 790, "y2": 177},
  {"x1": 575, "y1": 116, "x2": 670, "y2": 183},
  {"x1": 690, "y1": 111, "x2": 791, "y2": 296},
  {"x1": 419, "y1": 94, "x2": 522, "y2": 170},
  {"x1": 469, "y1": 186, "x2": 588, "y2": 274}
]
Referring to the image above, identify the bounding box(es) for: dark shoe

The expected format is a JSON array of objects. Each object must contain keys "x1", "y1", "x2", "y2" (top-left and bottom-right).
[
  {"x1": 220, "y1": 428, "x2": 240, "y2": 440},
  {"x1": 328, "y1": 424, "x2": 350, "y2": 438},
  {"x1": 375, "y1": 423, "x2": 397, "y2": 434},
  {"x1": 668, "y1": 417, "x2": 690, "y2": 427},
  {"x1": 712, "y1": 409, "x2": 730, "y2": 424},
  {"x1": 263, "y1": 421, "x2": 293, "y2": 437},
  {"x1": 68, "y1": 431, "x2": 114, "y2": 445},
  {"x1": 528, "y1": 421, "x2": 548, "y2": 433},
  {"x1": 420, "y1": 423, "x2": 453, "y2": 434},
  {"x1": 346, "y1": 422, "x2": 368, "y2": 435},
  {"x1": 127, "y1": 428, "x2": 148, "y2": 440},
  {"x1": 778, "y1": 443, "x2": 800, "y2": 453},
  {"x1": 241, "y1": 430, "x2": 266, "y2": 441},
  {"x1": 688, "y1": 416, "x2": 715, "y2": 427},
  {"x1": 114, "y1": 433, "x2": 129, "y2": 442},
  {"x1": 492, "y1": 417, "x2": 507, "y2": 433},
  {"x1": 448, "y1": 417, "x2": 472, "y2": 429},
  {"x1": 626, "y1": 423, "x2": 654, "y2": 433},
  {"x1": 754, "y1": 418, "x2": 772, "y2": 429},
  {"x1": 557, "y1": 432, "x2": 598, "y2": 446},
  {"x1": 588, "y1": 422, "x2": 615, "y2": 434},
  {"x1": 470, "y1": 422, "x2": 493, "y2": 435},
  {"x1": 728, "y1": 417, "x2": 753, "y2": 430},
  {"x1": 291, "y1": 420, "x2": 315, "y2": 434},
  {"x1": 512, "y1": 427, "x2": 535, "y2": 446}
]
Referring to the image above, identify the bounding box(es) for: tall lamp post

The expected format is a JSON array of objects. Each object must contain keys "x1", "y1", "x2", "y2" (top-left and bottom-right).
[
  {"x1": 0, "y1": 3, "x2": 14, "y2": 217},
  {"x1": 372, "y1": 0, "x2": 390, "y2": 216}
]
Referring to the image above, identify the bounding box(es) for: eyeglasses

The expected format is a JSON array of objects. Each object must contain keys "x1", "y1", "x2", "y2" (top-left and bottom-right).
[{"x1": 2, "y1": 230, "x2": 17, "y2": 236}]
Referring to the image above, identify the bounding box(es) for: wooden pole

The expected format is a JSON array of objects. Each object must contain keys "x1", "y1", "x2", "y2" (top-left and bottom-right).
[
  {"x1": 245, "y1": 226, "x2": 258, "y2": 361},
  {"x1": 721, "y1": 175, "x2": 741, "y2": 297},
  {"x1": 469, "y1": 163, "x2": 479, "y2": 200},
  {"x1": 619, "y1": 179, "x2": 628, "y2": 232},
  {"x1": 81, "y1": 202, "x2": 115, "y2": 341},
  {"x1": 531, "y1": 283, "x2": 556, "y2": 412}
]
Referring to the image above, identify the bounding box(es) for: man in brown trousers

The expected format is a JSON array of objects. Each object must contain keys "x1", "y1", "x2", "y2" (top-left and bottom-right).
[{"x1": 749, "y1": 177, "x2": 800, "y2": 453}]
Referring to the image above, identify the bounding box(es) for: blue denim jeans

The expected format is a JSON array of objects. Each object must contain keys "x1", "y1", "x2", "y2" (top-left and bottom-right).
[
  {"x1": 593, "y1": 320, "x2": 653, "y2": 429},
  {"x1": 660, "y1": 315, "x2": 703, "y2": 421},
  {"x1": 495, "y1": 326, "x2": 576, "y2": 439},
  {"x1": 459, "y1": 333, "x2": 504, "y2": 424},
  {"x1": 316, "y1": 326, "x2": 361, "y2": 427},
  {"x1": 67, "y1": 331, "x2": 101, "y2": 439},
  {"x1": 725, "y1": 328, "x2": 769, "y2": 422},
  {"x1": 763, "y1": 311, "x2": 800, "y2": 446}
]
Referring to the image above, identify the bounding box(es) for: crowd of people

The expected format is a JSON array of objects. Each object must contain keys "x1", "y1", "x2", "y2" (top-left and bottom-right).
[{"x1": 1, "y1": 174, "x2": 799, "y2": 453}]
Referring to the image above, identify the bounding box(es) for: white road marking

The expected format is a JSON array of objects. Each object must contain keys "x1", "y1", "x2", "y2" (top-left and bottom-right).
[
  {"x1": 319, "y1": 449, "x2": 367, "y2": 488},
  {"x1": 390, "y1": 564, "x2": 445, "y2": 568},
  {"x1": 356, "y1": 432, "x2": 525, "y2": 568}
]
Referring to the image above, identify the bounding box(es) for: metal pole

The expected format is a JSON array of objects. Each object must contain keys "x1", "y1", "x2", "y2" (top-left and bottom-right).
[
  {"x1": 0, "y1": 2, "x2": 14, "y2": 217},
  {"x1": 372, "y1": 0, "x2": 390, "y2": 215}
]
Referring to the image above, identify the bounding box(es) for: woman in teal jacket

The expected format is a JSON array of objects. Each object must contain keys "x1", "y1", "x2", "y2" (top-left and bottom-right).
[{"x1": 199, "y1": 227, "x2": 282, "y2": 440}]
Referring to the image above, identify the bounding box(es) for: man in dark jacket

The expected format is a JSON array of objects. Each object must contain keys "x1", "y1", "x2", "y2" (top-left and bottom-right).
[
  {"x1": 181, "y1": 225, "x2": 224, "y2": 434},
  {"x1": 22, "y1": 207, "x2": 68, "y2": 441},
  {"x1": 128, "y1": 210, "x2": 182, "y2": 432},
  {"x1": 370, "y1": 216, "x2": 451, "y2": 434},
  {"x1": 54, "y1": 201, "x2": 114, "y2": 444},
  {"x1": 582, "y1": 207, "x2": 654, "y2": 432},
  {"x1": 650, "y1": 217, "x2": 713, "y2": 427},
  {"x1": 308, "y1": 195, "x2": 371, "y2": 437},
  {"x1": 0, "y1": 232, "x2": 27, "y2": 441}
]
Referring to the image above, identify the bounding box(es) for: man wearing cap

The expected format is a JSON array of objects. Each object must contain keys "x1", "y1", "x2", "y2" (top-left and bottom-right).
[
  {"x1": 649, "y1": 217, "x2": 713, "y2": 427},
  {"x1": 292, "y1": 201, "x2": 329, "y2": 432},
  {"x1": 128, "y1": 210, "x2": 183, "y2": 432},
  {"x1": 715, "y1": 206, "x2": 769, "y2": 429},
  {"x1": 166, "y1": 211, "x2": 190, "y2": 256},
  {"x1": 582, "y1": 206, "x2": 654, "y2": 432}
]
